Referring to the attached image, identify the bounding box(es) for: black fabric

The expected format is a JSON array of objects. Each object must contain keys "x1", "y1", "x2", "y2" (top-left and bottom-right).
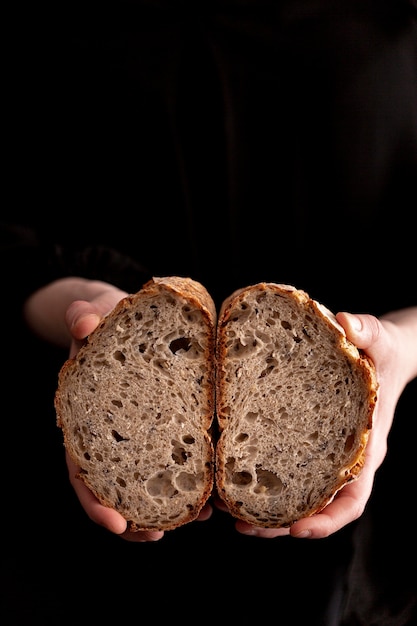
[
  {"x1": 6, "y1": 0, "x2": 417, "y2": 310},
  {"x1": 3, "y1": 2, "x2": 417, "y2": 624}
]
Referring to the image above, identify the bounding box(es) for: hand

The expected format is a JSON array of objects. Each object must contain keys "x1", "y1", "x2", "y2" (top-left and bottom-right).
[{"x1": 224, "y1": 308, "x2": 417, "y2": 539}]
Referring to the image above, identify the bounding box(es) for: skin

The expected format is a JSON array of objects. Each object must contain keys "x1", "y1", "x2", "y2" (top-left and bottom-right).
[{"x1": 24, "y1": 277, "x2": 417, "y2": 542}]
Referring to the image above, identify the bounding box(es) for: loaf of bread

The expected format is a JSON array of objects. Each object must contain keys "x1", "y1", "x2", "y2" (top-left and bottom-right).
[
  {"x1": 215, "y1": 283, "x2": 378, "y2": 528},
  {"x1": 55, "y1": 276, "x2": 217, "y2": 531},
  {"x1": 56, "y1": 277, "x2": 378, "y2": 531}
]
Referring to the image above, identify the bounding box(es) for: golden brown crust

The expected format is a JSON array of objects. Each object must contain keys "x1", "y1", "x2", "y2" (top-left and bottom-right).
[{"x1": 149, "y1": 276, "x2": 218, "y2": 322}]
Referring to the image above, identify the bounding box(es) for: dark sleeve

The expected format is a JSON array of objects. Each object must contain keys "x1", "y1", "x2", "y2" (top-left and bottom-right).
[{"x1": 1, "y1": 222, "x2": 152, "y2": 319}]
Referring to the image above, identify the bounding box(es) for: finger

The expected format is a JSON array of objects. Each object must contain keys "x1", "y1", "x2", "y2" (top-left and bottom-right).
[
  {"x1": 336, "y1": 311, "x2": 383, "y2": 353},
  {"x1": 236, "y1": 521, "x2": 290, "y2": 538},
  {"x1": 212, "y1": 495, "x2": 229, "y2": 513},
  {"x1": 65, "y1": 301, "x2": 103, "y2": 340},
  {"x1": 66, "y1": 452, "x2": 128, "y2": 534},
  {"x1": 117, "y1": 529, "x2": 165, "y2": 543},
  {"x1": 289, "y1": 462, "x2": 375, "y2": 539},
  {"x1": 196, "y1": 502, "x2": 213, "y2": 521},
  {"x1": 66, "y1": 453, "x2": 166, "y2": 542},
  {"x1": 65, "y1": 289, "x2": 128, "y2": 341},
  {"x1": 75, "y1": 478, "x2": 164, "y2": 541}
]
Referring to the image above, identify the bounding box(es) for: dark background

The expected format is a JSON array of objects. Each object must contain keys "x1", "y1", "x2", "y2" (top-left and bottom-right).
[{"x1": 3, "y1": 2, "x2": 417, "y2": 624}]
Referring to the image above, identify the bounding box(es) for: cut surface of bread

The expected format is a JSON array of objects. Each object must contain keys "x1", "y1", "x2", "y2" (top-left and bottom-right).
[
  {"x1": 215, "y1": 283, "x2": 378, "y2": 528},
  {"x1": 55, "y1": 276, "x2": 217, "y2": 531}
]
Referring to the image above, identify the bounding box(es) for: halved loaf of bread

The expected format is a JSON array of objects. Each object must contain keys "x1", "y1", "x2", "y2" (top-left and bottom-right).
[
  {"x1": 55, "y1": 276, "x2": 217, "y2": 531},
  {"x1": 215, "y1": 283, "x2": 378, "y2": 528}
]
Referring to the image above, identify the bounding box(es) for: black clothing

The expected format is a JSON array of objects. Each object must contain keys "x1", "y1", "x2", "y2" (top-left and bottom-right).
[
  {"x1": 7, "y1": 0, "x2": 417, "y2": 312},
  {"x1": 3, "y1": 2, "x2": 417, "y2": 624}
]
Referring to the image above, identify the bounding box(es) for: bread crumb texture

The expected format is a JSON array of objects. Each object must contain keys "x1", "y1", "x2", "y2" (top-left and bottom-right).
[
  {"x1": 55, "y1": 278, "x2": 216, "y2": 531},
  {"x1": 215, "y1": 284, "x2": 377, "y2": 528}
]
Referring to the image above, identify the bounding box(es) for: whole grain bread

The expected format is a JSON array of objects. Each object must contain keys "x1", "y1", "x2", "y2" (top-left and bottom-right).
[
  {"x1": 55, "y1": 276, "x2": 217, "y2": 531},
  {"x1": 55, "y1": 277, "x2": 378, "y2": 531},
  {"x1": 215, "y1": 283, "x2": 378, "y2": 528}
]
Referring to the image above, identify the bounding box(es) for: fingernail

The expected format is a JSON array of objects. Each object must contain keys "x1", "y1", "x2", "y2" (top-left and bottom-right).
[
  {"x1": 346, "y1": 312, "x2": 362, "y2": 332},
  {"x1": 293, "y1": 529, "x2": 311, "y2": 539},
  {"x1": 240, "y1": 527, "x2": 258, "y2": 536}
]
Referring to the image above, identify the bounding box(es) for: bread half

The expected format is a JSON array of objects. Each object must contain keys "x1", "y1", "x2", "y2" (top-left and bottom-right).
[
  {"x1": 215, "y1": 283, "x2": 378, "y2": 528},
  {"x1": 55, "y1": 276, "x2": 216, "y2": 531}
]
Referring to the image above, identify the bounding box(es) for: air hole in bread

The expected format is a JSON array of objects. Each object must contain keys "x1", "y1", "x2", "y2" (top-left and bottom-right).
[
  {"x1": 259, "y1": 357, "x2": 278, "y2": 378},
  {"x1": 176, "y1": 472, "x2": 200, "y2": 492},
  {"x1": 245, "y1": 446, "x2": 258, "y2": 461},
  {"x1": 146, "y1": 471, "x2": 178, "y2": 498},
  {"x1": 227, "y1": 337, "x2": 259, "y2": 358},
  {"x1": 231, "y1": 470, "x2": 252, "y2": 487},
  {"x1": 234, "y1": 367, "x2": 243, "y2": 380},
  {"x1": 153, "y1": 358, "x2": 171, "y2": 374},
  {"x1": 230, "y1": 304, "x2": 251, "y2": 324},
  {"x1": 91, "y1": 353, "x2": 111, "y2": 367},
  {"x1": 169, "y1": 337, "x2": 191, "y2": 354},
  {"x1": 254, "y1": 469, "x2": 284, "y2": 495},
  {"x1": 111, "y1": 429, "x2": 128, "y2": 442},
  {"x1": 171, "y1": 441, "x2": 189, "y2": 465},
  {"x1": 113, "y1": 350, "x2": 126, "y2": 364},
  {"x1": 181, "y1": 305, "x2": 200, "y2": 324},
  {"x1": 116, "y1": 477, "x2": 127, "y2": 488},
  {"x1": 344, "y1": 433, "x2": 355, "y2": 454},
  {"x1": 302, "y1": 326, "x2": 313, "y2": 340},
  {"x1": 117, "y1": 333, "x2": 131, "y2": 345},
  {"x1": 111, "y1": 399, "x2": 123, "y2": 408}
]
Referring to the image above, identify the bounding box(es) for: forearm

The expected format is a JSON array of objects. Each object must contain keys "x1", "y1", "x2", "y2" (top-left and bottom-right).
[{"x1": 23, "y1": 277, "x2": 123, "y2": 348}]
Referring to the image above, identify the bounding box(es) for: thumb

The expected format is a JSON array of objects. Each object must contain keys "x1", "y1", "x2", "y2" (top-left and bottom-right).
[
  {"x1": 336, "y1": 311, "x2": 383, "y2": 354},
  {"x1": 65, "y1": 289, "x2": 128, "y2": 341},
  {"x1": 65, "y1": 301, "x2": 103, "y2": 341}
]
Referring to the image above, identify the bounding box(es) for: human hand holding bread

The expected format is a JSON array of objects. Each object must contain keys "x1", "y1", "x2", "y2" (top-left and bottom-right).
[{"x1": 47, "y1": 277, "x2": 416, "y2": 542}]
